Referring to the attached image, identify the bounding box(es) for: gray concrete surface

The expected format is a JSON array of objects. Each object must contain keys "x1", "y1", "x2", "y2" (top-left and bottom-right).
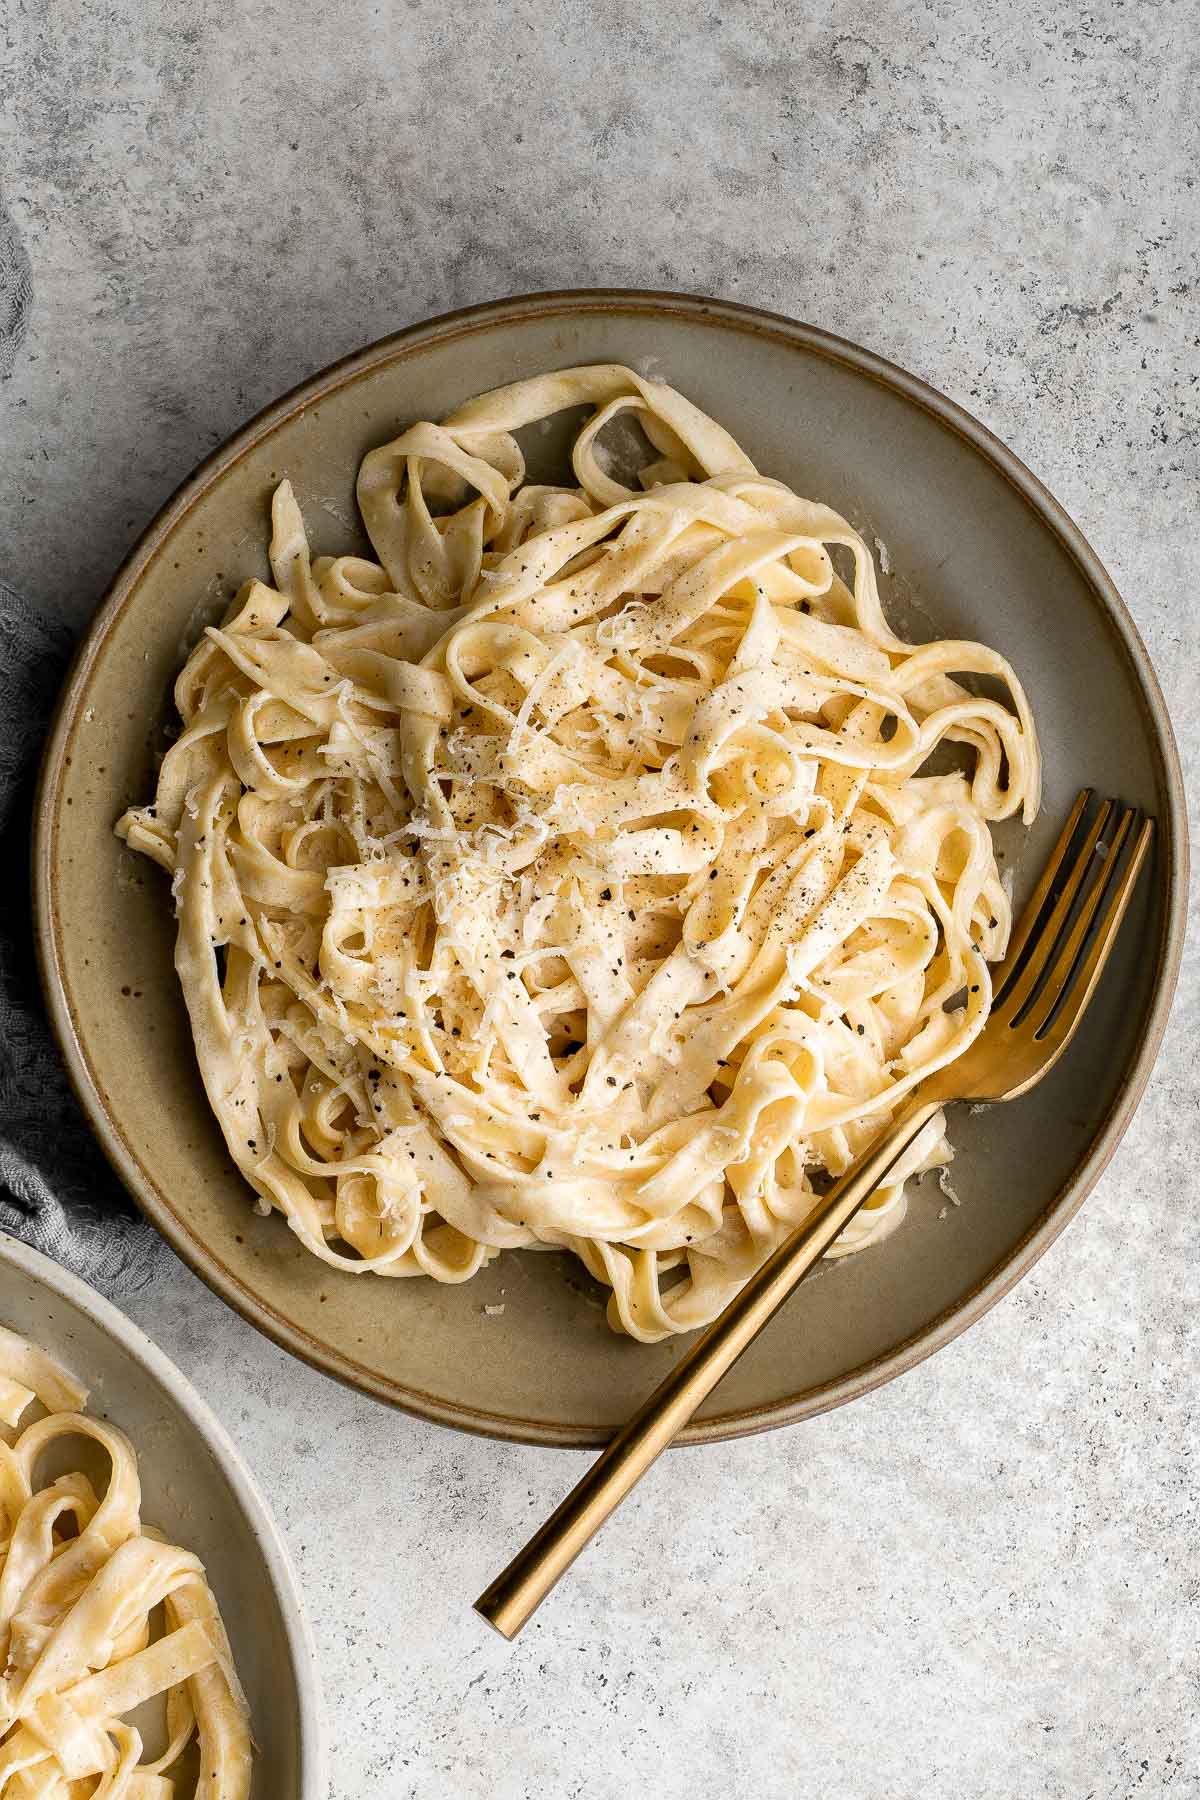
[{"x1": 4, "y1": 1, "x2": 1198, "y2": 1795}]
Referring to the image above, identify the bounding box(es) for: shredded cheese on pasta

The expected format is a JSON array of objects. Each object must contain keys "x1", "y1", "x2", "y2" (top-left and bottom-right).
[
  {"x1": 117, "y1": 365, "x2": 1039, "y2": 1341},
  {"x1": 0, "y1": 1324, "x2": 251, "y2": 1796}
]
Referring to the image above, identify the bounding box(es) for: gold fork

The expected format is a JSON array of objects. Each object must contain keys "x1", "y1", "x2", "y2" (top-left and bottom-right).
[{"x1": 475, "y1": 790, "x2": 1154, "y2": 1640}]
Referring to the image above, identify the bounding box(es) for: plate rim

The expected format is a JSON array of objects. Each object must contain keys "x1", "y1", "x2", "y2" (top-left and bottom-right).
[
  {"x1": 33, "y1": 286, "x2": 1189, "y2": 1447},
  {"x1": 0, "y1": 1232, "x2": 327, "y2": 1792}
]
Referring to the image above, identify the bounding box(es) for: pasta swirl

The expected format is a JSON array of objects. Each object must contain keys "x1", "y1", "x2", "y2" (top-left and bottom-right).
[
  {"x1": 0, "y1": 1324, "x2": 251, "y2": 1797},
  {"x1": 118, "y1": 366, "x2": 1039, "y2": 1341}
]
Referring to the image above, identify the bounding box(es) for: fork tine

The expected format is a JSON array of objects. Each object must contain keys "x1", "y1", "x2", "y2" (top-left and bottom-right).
[
  {"x1": 1033, "y1": 816, "x2": 1154, "y2": 1055},
  {"x1": 992, "y1": 789, "x2": 1091, "y2": 1001},
  {"x1": 994, "y1": 793, "x2": 1115, "y2": 1017},
  {"x1": 1020, "y1": 805, "x2": 1138, "y2": 1028}
]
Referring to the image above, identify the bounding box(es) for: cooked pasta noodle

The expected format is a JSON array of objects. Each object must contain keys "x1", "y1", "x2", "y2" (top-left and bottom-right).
[
  {"x1": 0, "y1": 1324, "x2": 251, "y2": 1797},
  {"x1": 117, "y1": 365, "x2": 1039, "y2": 1341}
]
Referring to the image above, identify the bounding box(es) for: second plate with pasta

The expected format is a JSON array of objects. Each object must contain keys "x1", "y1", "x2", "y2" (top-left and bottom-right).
[
  {"x1": 35, "y1": 292, "x2": 1184, "y2": 1443},
  {"x1": 0, "y1": 1235, "x2": 324, "y2": 1796}
]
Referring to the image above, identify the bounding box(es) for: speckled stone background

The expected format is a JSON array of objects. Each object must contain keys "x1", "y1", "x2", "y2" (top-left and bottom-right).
[{"x1": 4, "y1": 2, "x2": 1198, "y2": 1795}]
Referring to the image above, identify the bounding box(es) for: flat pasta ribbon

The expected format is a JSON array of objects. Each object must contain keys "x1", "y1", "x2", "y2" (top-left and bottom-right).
[
  {"x1": 0, "y1": 1327, "x2": 251, "y2": 1797},
  {"x1": 118, "y1": 364, "x2": 1039, "y2": 1342}
]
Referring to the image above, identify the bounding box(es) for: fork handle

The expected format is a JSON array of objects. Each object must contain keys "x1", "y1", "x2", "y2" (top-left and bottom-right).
[{"x1": 475, "y1": 1094, "x2": 944, "y2": 1639}]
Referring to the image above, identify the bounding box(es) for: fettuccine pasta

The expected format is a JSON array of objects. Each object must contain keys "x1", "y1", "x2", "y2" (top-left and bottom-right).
[
  {"x1": 118, "y1": 365, "x2": 1039, "y2": 1341},
  {"x1": 0, "y1": 1324, "x2": 251, "y2": 1797}
]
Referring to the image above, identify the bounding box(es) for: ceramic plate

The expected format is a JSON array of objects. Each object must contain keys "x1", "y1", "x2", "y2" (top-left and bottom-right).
[
  {"x1": 0, "y1": 1234, "x2": 325, "y2": 1793},
  {"x1": 34, "y1": 291, "x2": 1187, "y2": 1446}
]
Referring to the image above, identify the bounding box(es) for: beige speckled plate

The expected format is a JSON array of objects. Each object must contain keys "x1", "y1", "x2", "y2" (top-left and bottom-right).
[
  {"x1": 34, "y1": 291, "x2": 1187, "y2": 1447},
  {"x1": 0, "y1": 1235, "x2": 325, "y2": 1794}
]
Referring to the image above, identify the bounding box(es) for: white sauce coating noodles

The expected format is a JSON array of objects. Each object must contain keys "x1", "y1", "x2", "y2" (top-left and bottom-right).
[
  {"x1": 118, "y1": 366, "x2": 1040, "y2": 1342},
  {"x1": 0, "y1": 1324, "x2": 251, "y2": 1796}
]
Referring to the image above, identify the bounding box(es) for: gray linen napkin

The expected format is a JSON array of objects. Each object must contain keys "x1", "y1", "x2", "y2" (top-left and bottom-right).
[{"x1": 0, "y1": 579, "x2": 166, "y2": 1296}]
